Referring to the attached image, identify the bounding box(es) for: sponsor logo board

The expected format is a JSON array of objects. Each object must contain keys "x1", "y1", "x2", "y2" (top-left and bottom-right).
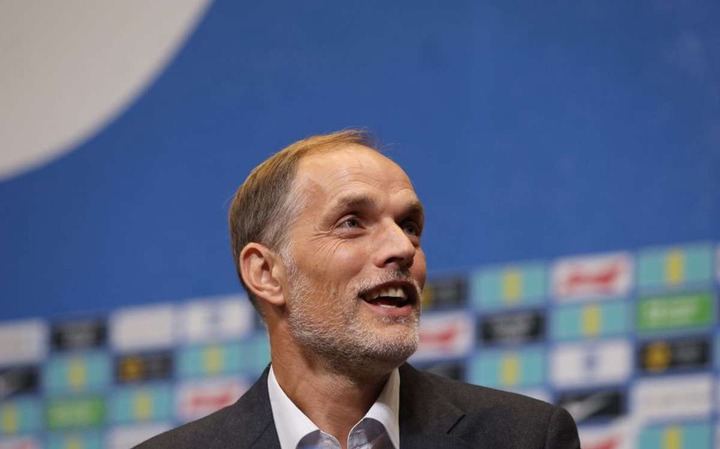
[
  {"x1": 637, "y1": 292, "x2": 714, "y2": 332},
  {"x1": 637, "y1": 337, "x2": 709, "y2": 373},
  {"x1": 471, "y1": 263, "x2": 546, "y2": 310},
  {"x1": 552, "y1": 252, "x2": 632, "y2": 301},
  {"x1": 109, "y1": 384, "x2": 173, "y2": 423},
  {"x1": 106, "y1": 423, "x2": 171, "y2": 449},
  {"x1": 421, "y1": 275, "x2": 467, "y2": 310},
  {"x1": 469, "y1": 348, "x2": 545, "y2": 389},
  {"x1": 45, "y1": 430, "x2": 103, "y2": 449},
  {"x1": 0, "y1": 398, "x2": 41, "y2": 436},
  {"x1": 551, "y1": 301, "x2": 628, "y2": 340},
  {"x1": 637, "y1": 421, "x2": 712, "y2": 449},
  {"x1": 638, "y1": 243, "x2": 714, "y2": 290},
  {"x1": 115, "y1": 351, "x2": 173, "y2": 384},
  {"x1": 46, "y1": 396, "x2": 105, "y2": 430},
  {"x1": 0, "y1": 321, "x2": 47, "y2": 367},
  {"x1": 50, "y1": 318, "x2": 106, "y2": 351},
  {"x1": 557, "y1": 388, "x2": 624, "y2": 423},
  {"x1": 0, "y1": 436, "x2": 40, "y2": 449},
  {"x1": 44, "y1": 352, "x2": 111, "y2": 395},
  {"x1": 176, "y1": 378, "x2": 247, "y2": 422},
  {"x1": 480, "y1": 310, "x2": 544, "y2": 345},
  {"x1": 0, "y1": 367, "x2": 38, "y2": 399},
  {"x1": 550, "y1": 340, "x2": 632, "y2": 388},
  {"x1": 631, "y1": 374, "x2": 712, "y2": 421},
  {"x1": 412, "y1": 311, "x2": 474, "y2": 361},
  {"x1": 178, "y1": 296, "x2": 254, "y2": 343},
  {"x1": 110, "y1": 304, "x2": 175, "y2": 352}
]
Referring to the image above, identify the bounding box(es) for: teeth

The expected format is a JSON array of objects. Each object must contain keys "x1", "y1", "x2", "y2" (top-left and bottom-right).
[{"x1": 369, "y1": 286, "x2": 407, "y2": 300}]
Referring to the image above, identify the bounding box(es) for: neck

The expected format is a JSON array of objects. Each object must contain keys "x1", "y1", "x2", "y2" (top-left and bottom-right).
[{"x1": 270, "y1": 330, "x2": 394, "y2": 447}]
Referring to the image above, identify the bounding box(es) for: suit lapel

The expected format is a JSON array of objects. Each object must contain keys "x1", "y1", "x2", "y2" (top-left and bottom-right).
[
  {"x1": 208, "y1": 367, "x2": 281, "y2": 449},
  {"x1": 398, "y1": 364, "x2": 475, "y2": 449}
]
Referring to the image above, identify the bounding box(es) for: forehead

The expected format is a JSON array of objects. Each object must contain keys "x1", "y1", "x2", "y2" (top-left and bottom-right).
[{"x1": 294, "y1": 145, "x2": 416, "y2": 198}]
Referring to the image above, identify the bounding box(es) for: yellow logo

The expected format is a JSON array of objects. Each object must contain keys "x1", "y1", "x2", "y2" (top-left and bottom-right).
[
  {"x1": 1, "y1": 403, "x2": 19, "y2": 434},
  {"x1": 662, "y1": 426, "x2": 682, "y2": 449},
  {"x1": 581, "y1": 305, "x2": 602, "y2": 337},
  {"x1": 119, "y1": 356, "x2": 144, "y2": 382},
  {"x1": 502, "y1": 269, "x2": 523, "y2": 303},
  {"x1": 68, "y1": 358, "x2": 87, "y2": 390},
  {"x1": 134, "y1": 391, "x2": 154, "y2": 420},
  {"x1": 204, "y1": 345, "x2": 224, "y2": 374},
  {"x1": 644, "y1": 342, "x2": 671, "y2": 372},
  {"x1": 500, "y1": 353, "x2": 520, "y2": 387},
  {"x1": 665, "y1": 250, "x2": 685, "y2": 286},
  {"x1": 64, "y1": 434, "x2": 84, "y2": 449}
]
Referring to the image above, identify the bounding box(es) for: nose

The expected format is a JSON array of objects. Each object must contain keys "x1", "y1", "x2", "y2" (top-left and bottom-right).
[{"x1": 373, "y1": 219, "x2": 417, "y2": 269}]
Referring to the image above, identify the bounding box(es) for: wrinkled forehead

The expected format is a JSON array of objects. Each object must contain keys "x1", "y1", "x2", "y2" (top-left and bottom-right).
[{"x1": 294, "y1": 144, "x2": 415, "y2": 192}]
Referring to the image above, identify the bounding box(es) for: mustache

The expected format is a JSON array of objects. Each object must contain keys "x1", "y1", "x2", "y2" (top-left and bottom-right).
[{"x1": 354, "y1": 269, "x2": 423, "y2": 299}]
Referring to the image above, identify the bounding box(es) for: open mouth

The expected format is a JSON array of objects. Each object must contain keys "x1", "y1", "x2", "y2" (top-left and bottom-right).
[{"x1": 361, "y1": 284, "x2": 416, "y2": 309}]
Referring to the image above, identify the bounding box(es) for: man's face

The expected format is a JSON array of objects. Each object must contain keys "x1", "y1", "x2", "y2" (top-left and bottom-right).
[{"x1": 282, "y1": 145, "x2": 426, "y2": 370}]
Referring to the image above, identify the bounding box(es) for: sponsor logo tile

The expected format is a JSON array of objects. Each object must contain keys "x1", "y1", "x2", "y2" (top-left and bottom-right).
[
  {"x1": 114, "y1": 351, "x2": 173, "y2": 384},
  {"x1": 178, "y1": 296, "x2": 255, "y2": 343},
  {"x1": 105, "y1": 423, "x2": 171, "y2": 449},
  {"x1": 421, "y1": 275, "x2": 468, "y2": 310},
  {"x1": 45, "y1": 431, "x2": 103, "y2": 449},
  {"x1": 637, "y1": 292, "x2": 714, "y2": 332},
  {"x1": 43, "y1": 352, "x2": 111, "y2": 395},
  {"x1": 50, "y1": 318, "x2": 106, "y2": 352},
  {"x1": 637, "y1": 421, "x2": 711, "y2": 449},
  {"x1": 637, "y1": 243, "x2": 714, "y2": 291},
  {"x1": 551, "y1": 252, "x2": 632, "y2": 301},
  {"x1": 558, "y1": 388, "x2": 625, "y2": 423},
  {"x1": 177, "y1": 336, "x2": 270, "y2": 378},
  {"x1": 479, "y1": 310, "x2": 544, "y2": 345},
  {"x1": 109, "y1": 384, "x2": 173, "y2": 424},
  {"x1": 0, "y1": 436, "x2": 40, "y2": 449},
  {"x1": 110, "y1": 304, "x2": 175, "y2": 352},
  {"x1": 0, "y1": 321, "x2": 47, "y2": 367},
  {"x1": 637, "y1": 336, "x2": 710, "y2": 374},
  {"x1": 468, "y1": 348, "x2": 545, "y2": 389},
  {"x1": 175, "y1": 377, "x2": 247, "y2": 422},
  {"x1": 0, "y1": 398, "x2": 41, "y2": 436},
  {"x1": 470, "y1": 263, "x2": 546, "y2": 310},
  {"x1": 631, "y1": 374, "x2": 712, "y2": 421},
  {"x1": 46, "y1": 395, "x2": 105, "y2": 430},
  {"x1": 0, "y1": 367, "x2": 39, "y2": 400},
  {"x1": 550, "y1": 340, "x2": 632, "y2": 388},
  {"x1": 551, "y1": 301, "x2": 628, "y2": 341},
  {"x1": 412, "y1": 311, "x2": 474, "y2": 361}
]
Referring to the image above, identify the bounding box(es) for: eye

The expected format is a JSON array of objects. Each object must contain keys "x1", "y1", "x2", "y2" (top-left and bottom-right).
[
  {"x1": 402, "y1": 221, "x2": 422, "y2": 237},
  {"x1": 339, "y1": 217, "x2": 361, "y2": 229}
]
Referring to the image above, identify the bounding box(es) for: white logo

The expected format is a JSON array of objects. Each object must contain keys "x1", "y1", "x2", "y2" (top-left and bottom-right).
[
  {"x1": 0, "y1": 320, "x2": 47, "y2": 367},
  {"x1": 179, "y1": 295, "x2": 254, "y2": 343},
  {"x1": 176, "y1": 378, "x2": 247, "y2": 422},
  {"x1": 106, "y1": 423, "x2": 172, "y2": 449},
  {"x1": 110, "y1": 304, "x2": 176, "y2": 351},
  {"x1": 631, "y1": 374, "x2": 712, "y2": 421},
  {"x1": 550, "y1": 340, "x2": 631, "y2": 388},
  {"x1": 552, "y1": 252, "x2": 632, "y2": 301},
  {"x1": 411, "y1": 311, "x2": 474, "y2": 362}
]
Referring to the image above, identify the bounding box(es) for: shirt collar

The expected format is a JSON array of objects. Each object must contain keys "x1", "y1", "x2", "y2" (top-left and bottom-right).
[{"x1": 268, "y1": 366, "x2": 401, "y2": 449}]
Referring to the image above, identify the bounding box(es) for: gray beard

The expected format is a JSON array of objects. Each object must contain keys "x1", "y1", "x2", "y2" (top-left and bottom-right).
[{"x1": 285, "y1": 263, "x2": 420, "y2": 375}]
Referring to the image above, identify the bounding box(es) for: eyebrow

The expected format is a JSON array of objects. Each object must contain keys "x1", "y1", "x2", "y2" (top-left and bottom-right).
[{"x1": 326, "y1": 193, "x2": 424, "y2": 220}]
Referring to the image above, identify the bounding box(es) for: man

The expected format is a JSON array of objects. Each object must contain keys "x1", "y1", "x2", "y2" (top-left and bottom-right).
[{"x1": 138, "y1": 130, "x2": 580, "y2": 448}]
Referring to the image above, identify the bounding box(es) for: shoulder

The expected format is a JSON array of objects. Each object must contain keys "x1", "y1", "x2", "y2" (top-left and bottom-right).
[{"x1": 400, "y1": 364, "x2": 579, "y2": 448}]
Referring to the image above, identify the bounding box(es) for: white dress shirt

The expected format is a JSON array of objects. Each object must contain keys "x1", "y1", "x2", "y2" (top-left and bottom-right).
[{"x1": 268, "y1": 366, "x2": 400, "y2": 449}]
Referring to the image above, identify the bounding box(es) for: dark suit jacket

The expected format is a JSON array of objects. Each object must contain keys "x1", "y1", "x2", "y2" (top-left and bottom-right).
[{"x1": 137, "y1": 364, "x2": 580, "y2": 448}]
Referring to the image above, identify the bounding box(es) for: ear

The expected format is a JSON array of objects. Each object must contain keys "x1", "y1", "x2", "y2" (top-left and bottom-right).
[{"x1": 239, "y1": 243, "x2": 287, "y2": 307}]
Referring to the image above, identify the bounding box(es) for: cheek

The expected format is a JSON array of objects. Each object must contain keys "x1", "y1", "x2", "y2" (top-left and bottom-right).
[{"x1": 413, "y1": 250, "x2": 428, "y2": 288}]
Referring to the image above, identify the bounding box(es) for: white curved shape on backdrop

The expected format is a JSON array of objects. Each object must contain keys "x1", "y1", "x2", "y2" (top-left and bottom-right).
[{"x1": 0, "y1": 0, "x2": 213, "y2": 181}]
